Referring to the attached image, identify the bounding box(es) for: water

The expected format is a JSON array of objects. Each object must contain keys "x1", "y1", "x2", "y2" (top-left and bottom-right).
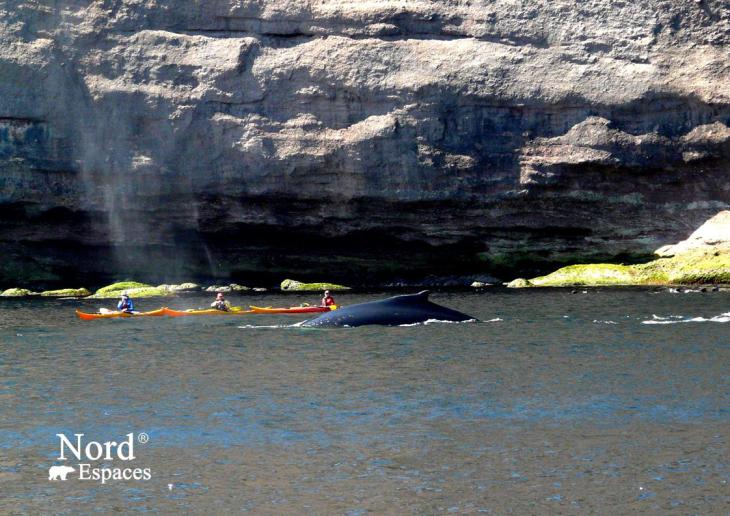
[{"x1": 1, "y1": 289, "x2": 728, "y2": 513}]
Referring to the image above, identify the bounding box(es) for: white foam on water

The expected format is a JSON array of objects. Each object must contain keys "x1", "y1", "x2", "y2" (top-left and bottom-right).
[
  {"x1": 397, "y1": 318, "x2": 482, "y2": 327},
  {"x1": 592, "y1": 320, "x2": 618, "y2": 324},
  {"x1": 238, "y1": 324, "x2": 297, "y2": 329},
  {"x1": 239, "y1": 318, "x2": 490, "y2": 329},
  {"x1": 641, "y1": 312, "x2": 730, "y2": 325}
]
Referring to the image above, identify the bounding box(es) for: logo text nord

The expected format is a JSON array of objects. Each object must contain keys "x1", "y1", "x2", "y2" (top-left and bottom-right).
[{"x1": 57, "y1": 433, "x2": 136, "y2": 461}]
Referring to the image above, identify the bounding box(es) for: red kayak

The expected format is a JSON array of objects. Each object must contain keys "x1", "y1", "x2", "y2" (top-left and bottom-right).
[
  {"x1": 249, "y1": 305, "x2": 334, "y2": 314},
  {"x1": 162, "y1": 307, "x2": 253, "y2": 317}
]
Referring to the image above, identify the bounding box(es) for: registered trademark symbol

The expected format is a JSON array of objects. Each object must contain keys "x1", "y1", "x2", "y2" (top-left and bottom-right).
[{"x1": 137, "y1": 432, "x2": 149, "y2": 444}]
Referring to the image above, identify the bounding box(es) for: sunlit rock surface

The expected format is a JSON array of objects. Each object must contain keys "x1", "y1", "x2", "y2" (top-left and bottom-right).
[
  {"x1": 0, "y1": 1, "x2": 729, "y2": 286},
  {"x1": 655, "y1": 210, "x2": 730, "y2": 257}
]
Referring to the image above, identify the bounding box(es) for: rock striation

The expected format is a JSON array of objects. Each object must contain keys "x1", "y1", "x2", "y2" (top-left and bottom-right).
[{"x1": 0, "y1": 1, "x2": 729, "y2": 286}]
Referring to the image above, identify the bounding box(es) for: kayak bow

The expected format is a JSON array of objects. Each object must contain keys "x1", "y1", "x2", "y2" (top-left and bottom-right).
[{"x1": 76, "y1": 308, "x2": 165, "y2": 320}]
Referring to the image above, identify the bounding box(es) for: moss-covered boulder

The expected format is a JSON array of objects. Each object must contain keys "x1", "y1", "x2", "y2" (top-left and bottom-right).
[
  {"x1": 1, "y1": 288, "x2": 34, "y2": 297},
  {"x1": 506, "y1": 278, "x2": 533, "y2": 288},
  {"x1": 280, "y1": 279, "x2": 351, "y2": 291},
  {"x1": 204, "y1": 284, "x2": 250, "y2": 293},
  {"x1": 90, "y1": 281, "x2": 170, "y2": 298},
  {"x1": 157, "y1": 283, "x2": 200, "y2": 293},
  {"x1": 511, "y1": 248, "x2": 730, "y2": 287},
  {"x1": 40, "y1": 288, "x2": 92, "y2": 297},
  {"x1": 529, "y1": 263, "x2": 640, "y2": 287}
]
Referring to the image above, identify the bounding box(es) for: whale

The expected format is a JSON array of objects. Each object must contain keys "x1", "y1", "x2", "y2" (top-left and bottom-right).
[{"x1": 300, "y1": 291, "x2": 476, "y2": 327}]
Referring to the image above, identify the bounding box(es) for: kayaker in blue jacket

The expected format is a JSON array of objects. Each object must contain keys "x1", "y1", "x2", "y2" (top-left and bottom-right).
[{"x1": 118, "y1": 292, "x2": 135, "y2": 313}]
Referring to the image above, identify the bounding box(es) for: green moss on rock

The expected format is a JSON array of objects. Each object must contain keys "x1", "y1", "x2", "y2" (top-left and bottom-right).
[
  {"x1": 1, "y1": 288, "x2": 34, "y2": 297},
  {"x1": 40, "y1": 288, "x2": 92, "y2": 297},
  {"x1": 530, "y1": 263, "x2": 640, "y2": 287},
  {"x1": 511, "y1": 248, "x2": 730, "y2": 287},
  {"x1": 638, "y1": 249, "x2": 730, "y2": 284},
  {"x1": 95, "y1": 281, "x2": 151, "y2": 294},
  {"x1": 280, "y1": 279, "x2": 351, "y2": 291},
  {"x1": 91, "y1": 281, "x2": 171, "y2": 298}
]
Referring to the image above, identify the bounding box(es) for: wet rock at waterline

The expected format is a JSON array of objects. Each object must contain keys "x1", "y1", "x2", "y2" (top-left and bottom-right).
[
  {"x1": 158, "y1": 283, "x2": 201, "y2": 293},
  {"x1": 204, "y1": 284, "x2": 250, "y2": 293}
]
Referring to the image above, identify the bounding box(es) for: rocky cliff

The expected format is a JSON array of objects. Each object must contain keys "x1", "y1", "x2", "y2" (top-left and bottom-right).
[{"x1": 1, "y1": 0, "x2": 729, "y2": 286}]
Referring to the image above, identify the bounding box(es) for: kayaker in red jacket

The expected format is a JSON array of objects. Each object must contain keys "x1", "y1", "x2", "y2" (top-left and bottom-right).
[{"x1": 321, "y1": 290, "x2": 336, "y2": 307}]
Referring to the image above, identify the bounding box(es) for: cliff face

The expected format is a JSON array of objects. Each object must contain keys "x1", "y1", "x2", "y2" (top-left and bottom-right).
[{"x1": 0, "y1": 0, "x2": 729, "y2": 286}]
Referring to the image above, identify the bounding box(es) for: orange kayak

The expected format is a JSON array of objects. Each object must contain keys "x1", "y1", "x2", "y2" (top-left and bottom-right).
[
  {"x1": 76, "y1": 308, "x2": 165, "y2": 320},
  {"x1": 162, "y1": 307, "x2": 253, "y2": 317},
  {"x1": 249, "y1": 305, "x2": 333, "y2": 314}
]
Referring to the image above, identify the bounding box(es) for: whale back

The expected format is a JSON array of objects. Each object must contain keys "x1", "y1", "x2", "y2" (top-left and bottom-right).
[{"x1": 301, "y1": 290, "x2": 474, "y2": 327}]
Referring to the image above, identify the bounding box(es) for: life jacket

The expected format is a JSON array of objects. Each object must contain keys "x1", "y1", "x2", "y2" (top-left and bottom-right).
[
  {"x1": 324, "y1": 296, "x2": 335, "y2": 306},
  {"x1": 118, "y1": 299, "x2": 134, "y2": 311},
  {"x1": 213, "y1": 300, "x2": 230, "y2": 311}
]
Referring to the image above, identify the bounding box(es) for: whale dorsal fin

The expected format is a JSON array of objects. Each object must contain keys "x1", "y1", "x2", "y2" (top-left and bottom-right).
[{"x1": 385, "y1": 290, "x2": 431, "y2": 304}]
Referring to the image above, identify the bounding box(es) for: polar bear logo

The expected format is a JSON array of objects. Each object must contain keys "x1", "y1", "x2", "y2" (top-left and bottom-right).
[{"x1": 48, "y1": 465, "x2": 75, "y2": 481}]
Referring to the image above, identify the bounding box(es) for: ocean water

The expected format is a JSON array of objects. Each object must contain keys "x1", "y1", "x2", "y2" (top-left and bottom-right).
[{"x1": 0, "y1": 289, "x2": 728, "y2": 513}]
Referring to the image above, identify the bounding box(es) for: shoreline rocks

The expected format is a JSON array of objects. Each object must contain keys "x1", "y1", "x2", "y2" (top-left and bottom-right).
[
  {"x1": 89, "y1": 281, "x2": 171, "y2": 299},
  {"x1": 157, "y1": 283, "x2": 201, "y2": 293},
  {"x1": 507, "y1": 250, "x2": 729, "y2": 288},
  {"x1": 40, "y1": 288, "x2": 92, "y2": 297},
  {"x1": 507, "y1": 212, "x2": 730, "y2": 287},
  {"x1": 1, "y1": 288, "x2": 35, "y2": 297},
  {"x1": 204, "y1": 284, "x2": 250, "y2": 293},
  {"x1": 280, "y1": 279, "x2": 351, "y2": 292}
]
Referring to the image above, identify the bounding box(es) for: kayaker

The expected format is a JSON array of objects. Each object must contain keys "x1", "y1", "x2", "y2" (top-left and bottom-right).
[
  {"x1": 211, "y1": 292, "x2": 231, "y2": 312},
  {"x1": 117, "y1": 292, "x2": 135, "y2": 313},
  {"x1": 321, "y1": 290, "x2": 336, "y2": 307}
]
